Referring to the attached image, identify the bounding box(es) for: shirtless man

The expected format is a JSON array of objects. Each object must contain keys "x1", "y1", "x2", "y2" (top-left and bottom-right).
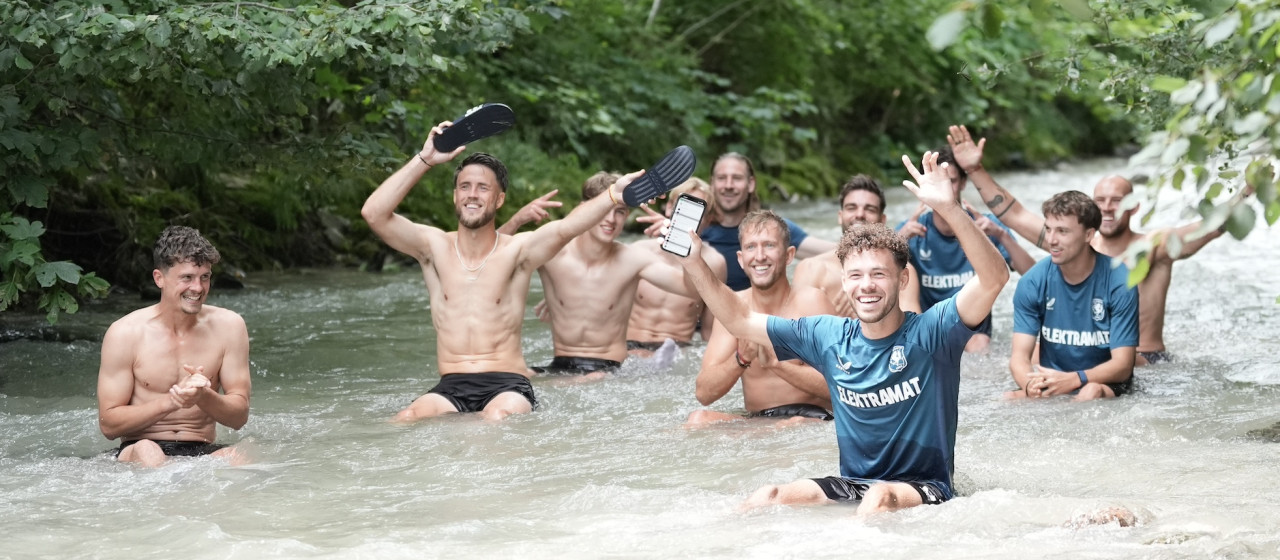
[
  {"x1": 948, "y1": 125, "x2": 1229, "y2": 364},
  {"x1": 361, "y1": 121, "x2": 646, "y2": 421},
  {"x1": 625, "y1": 178, "x2": 727, "y2": 355},
  {"x1": 530, "y1": 172, "x2": 698, "y2": 379},
  {"x1": 793, "y1": 175, "x2": 923, "y2": 318},
  {"x1": 701, "y1": 153, "x2": 836, "y2": 290},
  {"x1": 97, "y1": 226, "x2": 251, "y2": 467},
  {"x1": 685, "y1": 210, "x2": 837, "y2": 427}
]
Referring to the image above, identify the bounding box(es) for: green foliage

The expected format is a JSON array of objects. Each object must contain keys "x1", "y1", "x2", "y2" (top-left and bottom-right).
[{"x1": 1, "y1": 213, "x2": 109, "y2": 323}]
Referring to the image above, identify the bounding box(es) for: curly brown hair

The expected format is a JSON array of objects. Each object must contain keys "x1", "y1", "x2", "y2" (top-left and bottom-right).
[
  {"x1": 153, "y1": 226, "x2": 221, "y2": 271},
  {"x1": 835, "y1": 223, "x2": 908, "y2": 270}
]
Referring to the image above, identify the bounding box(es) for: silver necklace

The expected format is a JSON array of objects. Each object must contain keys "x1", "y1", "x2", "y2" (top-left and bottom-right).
[{"x1": 455, "y1": 235, "x2": 499, "y2": 275}]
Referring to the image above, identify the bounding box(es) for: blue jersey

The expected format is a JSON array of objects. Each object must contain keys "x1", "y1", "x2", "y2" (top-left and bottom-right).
[
  {"x1": 702, "y1": 218, "x2": 809, "y2": 291},
  {"x1": 1012, "y1": 252, "x2": 1139, "y2": 372},
  {"x1": 766, "y1": 299, "x2": 975, "y2": 499},
  {"x1": 899, "y1": 211, "x2": 1014, "y2": 310}
]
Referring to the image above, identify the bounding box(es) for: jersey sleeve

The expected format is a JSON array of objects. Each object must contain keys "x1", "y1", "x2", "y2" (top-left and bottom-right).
[
  {"x1": 1012, "y1": 262, "x2": 1045, "y2": 336},
  {"x1": 914, "y1": 298, "x2": 972, "y2": 361},
  {"x1": 766, "y1": 314, "x2": 835, "y2": 365},
  {"x1": 1108, "y1": 268, "x2": 1140, "y2": 348}
]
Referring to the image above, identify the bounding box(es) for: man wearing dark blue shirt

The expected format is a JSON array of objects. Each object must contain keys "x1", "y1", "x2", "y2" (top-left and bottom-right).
[
  {"x1": 673, "y1": 152, "x2": 1009, "y2": 515},
  {"x1": 1010, "y1": 191, "x2": 1138, "y2": 401},
  {"x1": 702, "y1": 153, "x2": 835, "y2": 290}
]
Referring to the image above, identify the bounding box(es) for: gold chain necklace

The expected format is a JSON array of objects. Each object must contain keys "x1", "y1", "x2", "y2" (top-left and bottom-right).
[{"x1": 454, "y1": 235, "x2": 499, "y2": 275}]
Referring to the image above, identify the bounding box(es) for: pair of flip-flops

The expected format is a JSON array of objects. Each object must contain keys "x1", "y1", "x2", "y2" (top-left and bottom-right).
[{"x1": 434, "y1": 102, "x2": 694, "y2": 207}]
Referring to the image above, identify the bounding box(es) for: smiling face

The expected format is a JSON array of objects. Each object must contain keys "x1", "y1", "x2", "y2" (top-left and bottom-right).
[
  {"x1": 839, "y1": 248, "x2": 905, "y2": 325},
  {"x1": 454, "y1": 164, "x2": 505, "y2": 229},
  {"x1": 712, "y1": 157, "x2": 755, "y2": 215},
  {"x1": 590, "y1": 204, "x2": 630, "y2": 243},
  {"x1": 737, "y1": 221, "x2": 793, "y2": 291},
  {"x1": 1093, "y1": 176, "x2": 1135, "y2": 239},
  {"x1": 154, "y1": 260, "x2": 213, "y2": 315},
  {"x1": 839, "y1": 188, "x2": 885, "y2": 230},
  {"x1": 1043, "y1": 213, "x2": 1095, "y2": 266}
]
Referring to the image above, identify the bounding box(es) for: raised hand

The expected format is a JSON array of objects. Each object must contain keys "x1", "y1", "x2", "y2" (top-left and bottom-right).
[
  {"x1": 902, "y1": 152, "x2": 959, "y2": 212},
  {"x1": 897, "y1": 202, "x2": 928, "y2": 240},
  {"x1": 419, "y1": 120, "x2": 467, "y2": 166},
  {"x1": 963, "y1": 200, "x2": 1003, "y2": 238},
  {"x1": 636, "y1": 203, "x2": 668, "y2": 238},
  {"x1": 514, "y1": 189, "x2": 563, "y2": 226},
  {"x1": 947, "y1": 124, "x2": 986, "y2": 173}
]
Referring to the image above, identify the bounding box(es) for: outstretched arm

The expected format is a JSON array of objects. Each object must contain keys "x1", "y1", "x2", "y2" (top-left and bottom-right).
[
  {"x1": 902, "y1": 151, "x2": 1010, "y2": 329},
  {"x1": 361, "y1": 122, "x2": 465, "y2": 260},
  {"x1": 1150, "y1": 221, "x2": 1225, "y2": 263},
  {"x1": 674, "y1": 232, "x2": 772, "y2": 347},
  {"x1": 518, "y1": 172, "x2": 642, "y2": 268},
  {"x1": 948, "y1": 125, "x2": 1047, "y2": 249},
  {"x1": 498, "y1": 189, "x2": 563, "y2": 235}
]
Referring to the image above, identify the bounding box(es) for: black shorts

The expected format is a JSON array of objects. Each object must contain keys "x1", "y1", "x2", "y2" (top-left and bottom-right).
[
  {"x1": 115, "y1": 440, "x2": 227, "y2": 457},
  {"x1": 426, "y1": 372, "x2": 538, "y2": 412},
  {"x1": 531, "y1": 356, "x2": 621, "y2": 376},
  {"x1": 811, "y1": 476, "x2": 948, "y2": 505},
  {"x1": 626, "y1": 340, "x2": 692, "y2": 351},
  {"x1": 749, "y1": 403, "x2": 833, "y2": 421},
  {"x1": 1107, "y1": 374, "x2": 1134, "y2": 397},
  {"x1": 1139, "y1": 350, "x2": 1172, "y2": 364}
]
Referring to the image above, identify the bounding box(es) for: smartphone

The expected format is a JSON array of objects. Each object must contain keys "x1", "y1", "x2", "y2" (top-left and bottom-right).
[{"x1": 661, "y1": 193, "x2": 707, "y2": 257}]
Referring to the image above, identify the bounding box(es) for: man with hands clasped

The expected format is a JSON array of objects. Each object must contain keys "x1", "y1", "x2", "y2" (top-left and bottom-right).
[{"x1": 669, "y1": 152, "x2": 1008, "y2": 514}]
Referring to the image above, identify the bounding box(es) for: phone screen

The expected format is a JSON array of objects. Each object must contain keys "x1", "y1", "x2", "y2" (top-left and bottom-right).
[{"x1": 661, "y1": 194, "x2": 706, "y2": 257}]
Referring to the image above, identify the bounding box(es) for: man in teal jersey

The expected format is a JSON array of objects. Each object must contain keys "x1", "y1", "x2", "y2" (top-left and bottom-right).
[
  {"x1": 1010, "y1": 191, "x2": 1139, "y2": 401},
  {"x1": 672, "y1": 152, "x2": 1009, "y2": 515}
]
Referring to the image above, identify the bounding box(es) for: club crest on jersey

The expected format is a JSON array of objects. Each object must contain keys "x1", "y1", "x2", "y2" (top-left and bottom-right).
[
  {"x1": 1046, "y1": 297, "x2": 1055, "y2": 311},
  {"x1": 918, "y1": 247, "x2": 932, "y2": 261},
  {"x1": 1091, "y1": 298, "x2": 1105, "y2": 321},
  {"x1": 889, "y1": 345, "x2": 908, "y2": 373}
]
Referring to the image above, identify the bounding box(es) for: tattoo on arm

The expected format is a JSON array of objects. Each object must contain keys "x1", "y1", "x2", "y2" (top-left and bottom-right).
[{"x1": 991, "y1": 195, "x2": 1015, "y2": 219}]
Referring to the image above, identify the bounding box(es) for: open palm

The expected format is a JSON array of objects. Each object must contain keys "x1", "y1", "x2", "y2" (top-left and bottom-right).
[{"x1": 901, "y1": 152, "x2": 956, "y2": 210}]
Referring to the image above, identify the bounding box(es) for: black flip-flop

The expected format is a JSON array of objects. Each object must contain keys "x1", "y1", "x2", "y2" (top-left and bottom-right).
[
  {"x1": 433, "y1": 103, "x2": 516, "y2": 152},
  {"x1": 622, "y1": 145, "x2": 696, "y2": 207}
]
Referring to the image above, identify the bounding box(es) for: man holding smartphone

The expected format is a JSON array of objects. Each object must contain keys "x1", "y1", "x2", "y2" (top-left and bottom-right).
[{"x1": 672, "y1": 152, "x2": 1008, "y2": 515}]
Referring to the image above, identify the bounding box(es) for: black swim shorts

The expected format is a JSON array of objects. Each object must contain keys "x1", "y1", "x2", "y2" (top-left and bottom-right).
[
  {"x1": 115, "y1": 440, "x2": 227, "y2": 457},
  {"x1": 531, "y1": 356, "x2": 622, "y2": 376},
  {"x1": 1107, "y1": 373, "x2": 1134, "y2": 397},
  {"x1": 749, "y1": 403, "x2": 834, "y2": 421},
  {"x1": 427, "y1": 372, "x2": 538, "y2": 412},
  {"x1": 811, "y1": 476, "x2": 948, "y2": 506},
  {"x1": 626, "y1": 340, "x2": 692, "y2": 351},
  {"x1": 1138, "y1": 350, "x2": 1172, "y2": 364}
]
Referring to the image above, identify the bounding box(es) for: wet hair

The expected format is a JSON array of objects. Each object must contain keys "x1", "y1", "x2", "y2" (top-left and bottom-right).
[
  {"x1": 1042, "y1": 190, "x2": 1102, "y2": 230},
  {"x1": 836, "y1": 223, "x2": 908, "y2": 270},
  {"x1": 738, "y1": 210, "x2": 790, "y2": 248},
  {"x1": 934, "y1": 146, "x2": 967, "y2": 182},
  {"x1": 838, "y1": 175, "x2": 885, "y2": 213},
  {"x1": 714, "y1": 152, "x2": 761, "y2": 213},
  {"x1": 581, "y1": 171, "x2": 621, "y2": 201},
  {"x1": 153, "y1": 226, "x2": 221, "y2": 271},
  {"x1": 453, "y1": 152, "x2": 509, "y2": 192}
]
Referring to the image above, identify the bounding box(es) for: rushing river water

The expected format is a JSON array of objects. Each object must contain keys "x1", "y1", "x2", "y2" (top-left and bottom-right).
[{"x1": 2, "y1": 158, "x2": 1278, "y2": 559}]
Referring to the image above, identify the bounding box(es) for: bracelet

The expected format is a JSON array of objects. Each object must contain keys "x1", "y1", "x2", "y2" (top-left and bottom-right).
[
  {"x1": 607, "y1": 183, "x2": 621, "y2": 206},
  {"x1": 734, "y1": 350, "x2": 751, "y2": 368},
  {"x1": 416, "y1": 153, "x2": 432, "y2": 168},
  {"x1": 1076, "y1": 370, "x2": 1088, "y2": 389}
]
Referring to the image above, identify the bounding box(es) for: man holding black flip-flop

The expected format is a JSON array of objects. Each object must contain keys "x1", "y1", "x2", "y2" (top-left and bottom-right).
[{"x1": 361, "y1": 120, "x2": 653, "y2": 422}]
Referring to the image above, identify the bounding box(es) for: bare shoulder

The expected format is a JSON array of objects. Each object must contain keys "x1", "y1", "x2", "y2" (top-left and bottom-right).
[
  {"x1": 792, "y1": 285, "x2": 835, "y2": 314},
  {"x1": 103, "y1": 305, "x2": 154, "y2": 343},
  {"x1": 201, "y1": 305, "x2": 248, "y2": 331}
]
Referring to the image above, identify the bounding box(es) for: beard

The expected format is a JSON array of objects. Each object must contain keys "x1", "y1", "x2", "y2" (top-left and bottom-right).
[
  {"x1": 851, "y1": 289, "x2": 899, "y2": 324},
  {"x1": 457, "y1": 206, "x2": 498, "y2": 229}
]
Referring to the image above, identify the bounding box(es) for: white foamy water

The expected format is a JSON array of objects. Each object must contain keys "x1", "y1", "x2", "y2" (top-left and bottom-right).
[{"x1": 1, "y1": 158, "x2": 1278, "y2": 559}]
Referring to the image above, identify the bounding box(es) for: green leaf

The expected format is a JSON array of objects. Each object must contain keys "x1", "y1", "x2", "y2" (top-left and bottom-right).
[
  {"x1": 0, "y1": 239, "x2": 40, "y2": 267},
  {"x1": 926, "y1": 11, "x2": 967, "y2": 51},
  {"x1": 33, "y1": 261, "x2": 82, "y2": 288},
  {"x1": 14, "y1": 51, "x2": 33, "y2": 70},
  {"x1": 9, "y1": 175, "x2": 52, "y2": 208},
  {"x1": 981, "y1": 3, "x2": 1005, "y2": 37},
  {"x1": 0, "y1": 279, "x2": 20, "y2": 309},
  {"x1": 0, "y1": 216, "x2": 45, "y2": 240},
  {"x1": 1266, "y1": 201, "x2": 1279, "y2": 225},
  {"x1": 1225, "y1": 203, "x2": 1256, "y2": 240},
  {"x1": 1127, "y1": 254, "x2": 1150, "y2": 287},
  {"x1": 1150, "y1": 76, "x2": 1188, "y2": 93},
  {"x1": 1060, "y1": 0, "x2": 1093, "y2": 21}
]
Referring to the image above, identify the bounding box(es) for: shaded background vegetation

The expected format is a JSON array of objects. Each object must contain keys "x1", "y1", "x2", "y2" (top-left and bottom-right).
[{"x1": 2, "y1": 0, "x2": 1275, "y2": 322}]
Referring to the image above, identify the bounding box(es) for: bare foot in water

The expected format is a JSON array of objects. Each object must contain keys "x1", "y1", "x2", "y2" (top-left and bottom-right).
[{"x1": 1066, "y1": 506, "x2": 1137, "y2": 528}]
